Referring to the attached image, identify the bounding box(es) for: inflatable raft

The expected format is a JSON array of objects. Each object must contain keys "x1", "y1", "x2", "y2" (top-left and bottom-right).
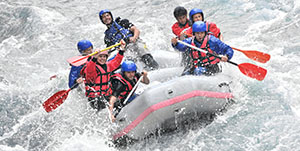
[{"x1": 111, "y1": 74, "x2": 234, "y2": 144}]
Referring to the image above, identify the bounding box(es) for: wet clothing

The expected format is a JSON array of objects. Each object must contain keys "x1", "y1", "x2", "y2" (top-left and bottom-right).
[
  {"x1": 80, "y1": 51, "x2": 124, "y2": 110},
  {"x1": 180, "y1": 21, "x2": 222, "y2": 71},
  {"x1": 104, "y1": 17, "x2": 134, "y2": 47},
  {"x1": 171, "y1": 20, "x2": 192, "y2": 38},
  {"x1": 189, "y1": 35, "x2": 220, "y2": 68},
  {"x1": 110, "y1": 72, "x2": 141, "y2": 114},
  {"x1": 171, "y1": 20, "x2": 193, "y2": 68},
  {"x1": 173, "y1": 35, "x2": 233, "y2": 75},
  {"x1": 182, "y1": 64, "x2": 221, "y2": 76},
  {"x1": 68, "y1": 65, "x2": 84, "y2": 88},
  {"x1": 88, "y1": 96, "x2": 107, "y2": 111},
  {"x1": 103, "y1": 17, "x2": 159, "y2": 70}
]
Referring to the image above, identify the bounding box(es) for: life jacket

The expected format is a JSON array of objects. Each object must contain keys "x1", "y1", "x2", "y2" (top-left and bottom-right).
[
  {"x1": 104, "y1": 21, "x2": 133, "y2": 45},
  {"x1": 205, "y1": 21, "x2": 221, "y2": 39},
  {"x1": 190, "y1": 35, "x2": 220, "y2": 68},
  {"x1": 172, "y1": 20, "x2": 192, "y2": 37},
  {"x1": 112, "y1": 73, "x2": 138, "y2": 104},
  {"x1": 186, "y1": 21, "x2": 221, "y2": 39},
  {"x1": 81, "y1": 64, "x2": 112, "y2": 98}
]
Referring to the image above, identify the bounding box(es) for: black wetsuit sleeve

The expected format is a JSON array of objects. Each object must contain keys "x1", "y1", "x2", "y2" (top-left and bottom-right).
[
  {"x1": 117, "y1": 18, "x2": 134, "y2": 29},
  {"x1": 135, "y1": 73, "x2": 141, "y2": 79},
  {"x1": 111, "y1": 78, "x2": 126, "y2": 97}
]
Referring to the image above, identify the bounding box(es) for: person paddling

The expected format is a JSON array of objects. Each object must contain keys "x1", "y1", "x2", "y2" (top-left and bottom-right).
[
  {"x1": 68, "y1": 40, "x2": 93, "y2": 88},
  {"x1": 171, "y1": 6, "x2": 193, "y2": 68},
  {"x1": 185, "y1": 8, "x2": 223, "y2": 41},
  {"x1": 171, "y1": 6, "x2": 192, "y2": 40},
  {"x1": 80, "y1": 40, "x2": 126, "y2": 111},
  {"x1": 109, "y1": 61, "x2": 149, "y2": 122},
  {"x1": 99, "y1": 9, "x2": 159, "y2": 70},
  {"x1": 171, "y1": 21, "x2": 233, "y2": 76}
]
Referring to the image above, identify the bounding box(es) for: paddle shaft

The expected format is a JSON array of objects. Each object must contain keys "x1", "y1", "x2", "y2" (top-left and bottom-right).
[
  {"x1": 123, "y1": 75, "x2": 143, "y2": 105},
  {"x1": 71, "y1": 42, "x2": 122, "y2": 64},
  {"x1": 70, "y1": 82, "x2": 79, "y2": 90},
  {"x1": 64, "y1": 82, "x2": 79, "y2": 94},
  {"x1": 177, "y1": 40, "x2": 267, "y2": 81},
  {"x1": 177, "y1": 40, "x2": 238, "y2": 65},
  {"x1": 90, "y1": 42, "x2": 122, "y2": 57},
  {"x1": 182, "y1": 33, "x2": 270, "y2": 63}
]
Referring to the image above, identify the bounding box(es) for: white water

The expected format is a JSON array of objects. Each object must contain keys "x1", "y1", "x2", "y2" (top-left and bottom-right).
[{"x1": 1, "y1": 0, "x2": 300, "y2": 150}]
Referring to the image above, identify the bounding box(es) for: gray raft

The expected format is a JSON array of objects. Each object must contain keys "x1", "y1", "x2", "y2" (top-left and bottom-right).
[{"x1": 111, "y1": 74, "x2": 234, "y2": 142}]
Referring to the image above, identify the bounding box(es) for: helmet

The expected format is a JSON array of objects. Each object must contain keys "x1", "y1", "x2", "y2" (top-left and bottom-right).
[
  {"x1": 94, "y1": 48, "x2": 109, "y2": 57},
  {"x1": 121, "y1": 60, "x2": 137, "y2": 72},
  {"x1": 189, "y1": 8, "x2": 204, "y2": 22},
  {"x1": 173, "y1": 6, "x2": 187, "y2": 18},
  {"x1": 77, "y1": 40, "x2": 93, "y2": 54},
  {"x1": 192, "y1": 21, "x2": 207, "y2": 33},
  {"x1": 99, "y1": 9, "x2": 113, "y2": 24}
]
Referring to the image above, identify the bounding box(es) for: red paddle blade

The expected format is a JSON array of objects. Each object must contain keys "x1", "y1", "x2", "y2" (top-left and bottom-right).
[
  {"x1": 238, "y1": 63, "x2": 267, "y2": 81},
  {"x1": 242, "y1": 50, "x2": 271, "y2": 63},
  {"x1": 67, "y1": 56, "x2": 88, "y2": 66},
  {"x1": 232, "y1": 47, "x2": 271, "y2": 63},
  {"x1": 43, "y1": 89, "x2": 70, "y2": 112}
]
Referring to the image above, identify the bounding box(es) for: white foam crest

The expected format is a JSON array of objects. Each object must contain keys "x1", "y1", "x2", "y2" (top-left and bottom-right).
[
  {"x1": 267, "y1": 47, "x2": 300, "y2": 117},
  {"x1": 246, "y1": 9, "x2": 287, "y2": 39},
  {"x1": 0, "y1": 108, "x2": 43, "y2": 142},
  {"x1": 55, "y1": 132, "x2": 116, "y2": 151},
  {"x1": 0, "y1": 145, "x2": 26, "y2": 151},
  {"x1": 30, "y1": 6, "x2": 67, "y2": 26},
  {"x1": 241, "y1": 2, "x2": 255, "y2": 11},
  {"x1": 295, "y1": 0, "x2": 300, "y2": 8},
  {"x1": 0, "y1": 36, "x2": 22, "y2": 58}
]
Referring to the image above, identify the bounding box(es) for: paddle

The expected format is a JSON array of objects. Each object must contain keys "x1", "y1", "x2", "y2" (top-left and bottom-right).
[
  {"x1": 177, "y1": 40, "x2": 267, "y2": 81},
  {"x1": 123, "y1": 75, "x2": 143, "y2": 105},
  {"x1": 183, "y1": 32, "x2": 270, "y2": 63},
  {"x1": 43, "y1": 83, "x2": 79, "y2": 113},
  {"x1": 231, "y1": 47, "x2": 270, "y2": 63},
  {"x1": 67, "y1": 42, "x2": 122, "y2": 66}
]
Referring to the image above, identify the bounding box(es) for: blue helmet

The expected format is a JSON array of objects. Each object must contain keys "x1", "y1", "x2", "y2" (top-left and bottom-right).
[
  {"x1": 189, "y1": 8, "x2": 204, "y2": 23},
  {"x1": 99, "y1": 9, "x2": 113, "y2": 24},
  {"x1": 77, "y1": 40, "x2": 93, "y2": 54},
  {"x1": 121, "y1": 60, "x2": 137, "y2": 72},
  {"x1": 192, "y1": 21, "x2": 206, "y2": 33}
]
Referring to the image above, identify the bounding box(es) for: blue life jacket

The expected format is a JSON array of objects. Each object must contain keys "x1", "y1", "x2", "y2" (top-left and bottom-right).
[{"x1": 104, "y1": 21, "x2": 133, "y2": 46}]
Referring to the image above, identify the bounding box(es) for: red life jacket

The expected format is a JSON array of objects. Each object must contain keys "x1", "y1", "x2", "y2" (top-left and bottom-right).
[
  {"x1": 205, "y1": 21, "x2": 221, "y2": 39},
  {"x1": 80, "y1": 52, "x2": 124, "y2": 98},
  {"x1": 190, "y1": 35, "x2": 220, "y2": 68},
  {"x1": 112, "y1": 73, "x2": 138, "y2": 103},
  {"x1": 171, "y1": 20, "x2": 191, "y2": 37},
  {"x1": 81, "y1": 64, "x2": 111, "y2": 98},
  {"x1": 186, "y1": 21, "x2": 221, "y2": 39}
]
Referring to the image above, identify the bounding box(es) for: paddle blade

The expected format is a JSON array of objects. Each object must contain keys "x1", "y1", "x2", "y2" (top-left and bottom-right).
[
  {"x1": 43, "y1": 89, "x2": 70, "y2": 112},
  {"x1": 242, "y1": 50, "x2": 271, "y2": 63},
  {"x1": 67, "y1": 56, "x2": 88, "y2": 66},
  {"x1": 232, "y1": 47, "x2": 271, "y2": 63},
  {"x1": 238, "y1": 63, "x2": 267, "y2": 81}
]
